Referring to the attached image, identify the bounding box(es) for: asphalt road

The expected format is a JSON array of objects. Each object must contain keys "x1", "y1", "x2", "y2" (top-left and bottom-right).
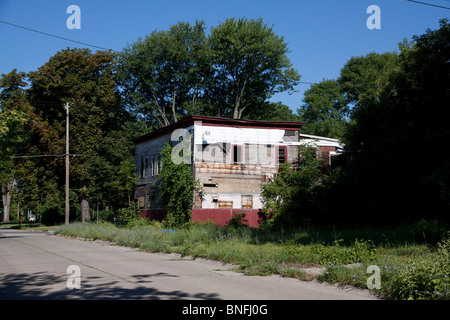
[{"x1": 0, "y1": 227, "x2": 377, "y2": 301}]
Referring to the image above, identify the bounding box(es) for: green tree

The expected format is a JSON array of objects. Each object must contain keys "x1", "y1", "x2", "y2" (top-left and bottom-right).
[
  {"x1": 333, "y1": 20, "x2": 450, "y2": 224},
  {"x1": 0, "y1": 109, "x2": 28, "y2": 222},
  {"x1": 0, "y1": 69, "x2": 31, "y2": 222},
  {"x1": 28, "y1": 48, "x2": 130, "y2": 222},
  {"x1": 339, "y1": 51, "x2": 400, "y2": 110},
  {"x1": 209, "y1": 18, "x2": 301, "y2": 119},
  {"x1": 298, "y1": 79, "x2": 349, "y2": 139},
  {"x1": 247, "y1": 101, "x2": 300, "y2": 122},
  {"x1": 261, "y1": 146, "x2": 321, "y2": 228},
  {"x1": 117, "y1": 21, "x2": 210, "y2": 128}
]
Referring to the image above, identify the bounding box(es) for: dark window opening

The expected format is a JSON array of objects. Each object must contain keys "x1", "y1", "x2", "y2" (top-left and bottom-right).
[
  {"x1": 277, "y1": 147, "x2": 287, "y2": 164},
  {"x1": 233, "y1": 145, "x2": 242, "y2": 164},
  {"x1": 140, "y1": 156, "x2": 144, "y2": 178}
]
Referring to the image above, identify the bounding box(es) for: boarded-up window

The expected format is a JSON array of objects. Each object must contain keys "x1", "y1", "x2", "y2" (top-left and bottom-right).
[
  {"x1": 241, "y1": 195, "x2": 253, "y2": 209},
  {"x1": 219, "y1": 201, "x2": 233, "y2": 208},
  {"x1": 284, "y1": 130, "x2": 296, "y2": 136}
]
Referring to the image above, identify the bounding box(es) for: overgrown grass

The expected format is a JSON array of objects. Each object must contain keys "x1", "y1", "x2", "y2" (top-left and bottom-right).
[{"x1": 55, "y1": 219, "x2": 449, "y2": 300}]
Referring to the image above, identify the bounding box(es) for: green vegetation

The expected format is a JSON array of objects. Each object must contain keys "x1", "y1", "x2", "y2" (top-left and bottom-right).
[
  {"x1": 55, "y1": 219, "x2": 449, "y2": 300},
  {"x1": 158, "y1": 143, "x2": 196, "y2": 227}
]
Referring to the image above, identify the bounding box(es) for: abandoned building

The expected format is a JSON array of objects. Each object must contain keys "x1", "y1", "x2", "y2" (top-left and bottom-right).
[{"x1": 133, "y1": 115, "x2": 344, "y2": 227}]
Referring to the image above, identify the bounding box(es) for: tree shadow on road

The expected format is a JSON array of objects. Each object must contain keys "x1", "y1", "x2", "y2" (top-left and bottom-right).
[{"x1": 0, "y1": 272, "x2": 220, "y2": 300}]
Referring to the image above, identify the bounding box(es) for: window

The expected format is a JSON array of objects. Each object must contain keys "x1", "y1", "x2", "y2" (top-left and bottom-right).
[
  {"x1": 219, "y1": 200, "x2": 233, "y2": 208},
  {"x1": 158, "y1": 153, "x2": 162, "y2": 174},
  {"x1": 151, "y1": 157, "x2": 155, "y2": 176},
  {"x1": 266, "y1": 144, "x2": 272, "y2": 158},
  {"x1": 140, "y1": 156, "x2": 145, "y2": 178},
  {"x1": 242, "y1": 195, "x2": 253, "y2": 209},
  {"x1": 277, "y1": 146, "x2": 287, "y2": 164},
  {"x1": 284, "y1": 130, "x2": 296, "y2": 136},
  {"x1": 233, "y1": 145, "x2": 242, "y2": 164}
]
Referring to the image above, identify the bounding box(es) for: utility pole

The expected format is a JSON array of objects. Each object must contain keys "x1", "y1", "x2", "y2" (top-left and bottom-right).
[{"x1": 64, "y1": 103, "x2": 70, "y2": 225}]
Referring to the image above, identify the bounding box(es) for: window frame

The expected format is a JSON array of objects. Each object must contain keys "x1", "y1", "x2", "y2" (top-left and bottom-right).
[
  {"x1": 277, "y1": 146, "x2": 288, "y2": 164},
  {"x1": 232, "y1": 144, "x2": 243, "y2": 164}
]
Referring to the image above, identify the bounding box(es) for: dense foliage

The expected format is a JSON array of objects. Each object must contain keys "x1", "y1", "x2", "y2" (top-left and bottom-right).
[
  {"x1": 158, "y1": 143, "x2": 196, "y2": 227},
  {"x1": 1, "y1": 49, "x2": 141, "y2": 223},
  {"x1": 266, "y1": 19, "x2": 450, "y2": 228},
  {"x1": 117, "y1": 18, "x2": 300, "y2": 127}
]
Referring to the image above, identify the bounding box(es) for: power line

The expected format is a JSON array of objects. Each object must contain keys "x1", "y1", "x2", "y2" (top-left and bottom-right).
[
  {"x1": 12, "y1": 154, "x2": 65, "y2": 159},
  {"x1": 0, "y1": 19, "x2": 118, "y2": 52},
  {"x1": 12, "y1": 154, "x2": 91, "y2": 159},
  {"x1": 406, "y1": 0, "x2": 450, "y2": 9}
]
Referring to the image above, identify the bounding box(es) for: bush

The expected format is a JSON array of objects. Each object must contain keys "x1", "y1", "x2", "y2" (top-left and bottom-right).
[
  {"x1": 116, "y1": 203, "x2": 139, "y2": 226},
  {"x1": 226, "y1": 211, "x2": 249, "y2": 228},
  {"x1": 260, "y1": 146, "x2": 321, "y2": 228},
  {"x1": 38, "y1": 202, "x2": 64, "y2": 224}
]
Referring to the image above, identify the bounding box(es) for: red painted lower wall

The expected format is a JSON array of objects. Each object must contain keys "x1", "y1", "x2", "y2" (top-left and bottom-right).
[
  {"x1": 139, "y1": 209, "x2": 167, "y2": 222},
  {"x1": 192, "y1": 209, "x2": 262, "y2": 227},
  {"x1": 140, "y1": 208, "x2": 262, "y2": 227}
]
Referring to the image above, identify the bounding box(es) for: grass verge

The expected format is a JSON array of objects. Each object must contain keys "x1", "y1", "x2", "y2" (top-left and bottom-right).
[{"x1": 54, "y1": 219, "x2": 449, "y2": 300}]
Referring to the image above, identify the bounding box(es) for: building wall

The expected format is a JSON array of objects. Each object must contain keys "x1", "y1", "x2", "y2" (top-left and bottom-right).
[
  {"x1": 193, "y1": 127, "x2": 301, "y2": 210},
  {"x1": 134, "y1": 133, "x2": 172, "y2": 209}
]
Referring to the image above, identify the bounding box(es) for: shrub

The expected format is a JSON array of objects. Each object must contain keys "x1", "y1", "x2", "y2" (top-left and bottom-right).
[
  {"x1": 38, "y1": 202, "x2": 64, "y2": 224},
  {"x1": 226, "y1": 211, "x2": 249, "y2": 228}
]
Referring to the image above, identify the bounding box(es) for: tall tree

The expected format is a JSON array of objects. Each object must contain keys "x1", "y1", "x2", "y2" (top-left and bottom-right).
[
  {"x1": 298, "y1": 79, "x2": 349, "y2": 139},
  {"x1": 209, "y1": 18, "x2": 300, "y2": 119},
  {"x1": 28, "y1": 48, "x2": 127, "y2": 222},
  {"x1": 335, "y1": 20, "x2": 450, "y2": 224},
  {"x1": 248, "y1": 101, "x2": 299, "y2": 122},
  {"x1": 0, "y1": 109, "x2": 28, "y2": 222},
  {"x1": 0, "y1": 69, "x2": 30, "y2": 222},
  {"x1": 117, "y1": 21, "x2": 210, "y2": 128},
  {"x1": 339, "y1": 51, "x2": 400, "y2": 110}
]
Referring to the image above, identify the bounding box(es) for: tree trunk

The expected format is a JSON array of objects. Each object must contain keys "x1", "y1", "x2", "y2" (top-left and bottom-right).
[
  {"x1": 172, "y1": 89, "x2": 178, "y2": 123},
  {"x1": 233, "y1": 77, "x2": 248, "y2": 119},
  {"x1": 1, "y1": 182, "x2": 12, "y2": 222},
  {"x1": 81, "y1": 186, "x2": 91, "y2": 222}
]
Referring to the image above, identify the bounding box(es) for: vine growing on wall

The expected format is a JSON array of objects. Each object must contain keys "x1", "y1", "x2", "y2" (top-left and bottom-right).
[{"x1": 158, "y1": 142, "x2": 196, "y2": 227}]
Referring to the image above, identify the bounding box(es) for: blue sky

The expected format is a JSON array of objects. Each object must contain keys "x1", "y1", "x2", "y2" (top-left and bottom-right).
[{"x1": 0, "y1": 0, "x2": 448, "y2": 113}]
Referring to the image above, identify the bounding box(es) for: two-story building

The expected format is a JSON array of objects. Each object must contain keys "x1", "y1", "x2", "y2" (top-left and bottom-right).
[{"x1": 133, "y1": 115, "x2": 343, "y2": 226}]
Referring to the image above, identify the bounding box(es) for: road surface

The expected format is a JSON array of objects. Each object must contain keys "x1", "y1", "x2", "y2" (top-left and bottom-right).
[{"x1": 0, "y1": 227, "x2": 377, "y2": 300}]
